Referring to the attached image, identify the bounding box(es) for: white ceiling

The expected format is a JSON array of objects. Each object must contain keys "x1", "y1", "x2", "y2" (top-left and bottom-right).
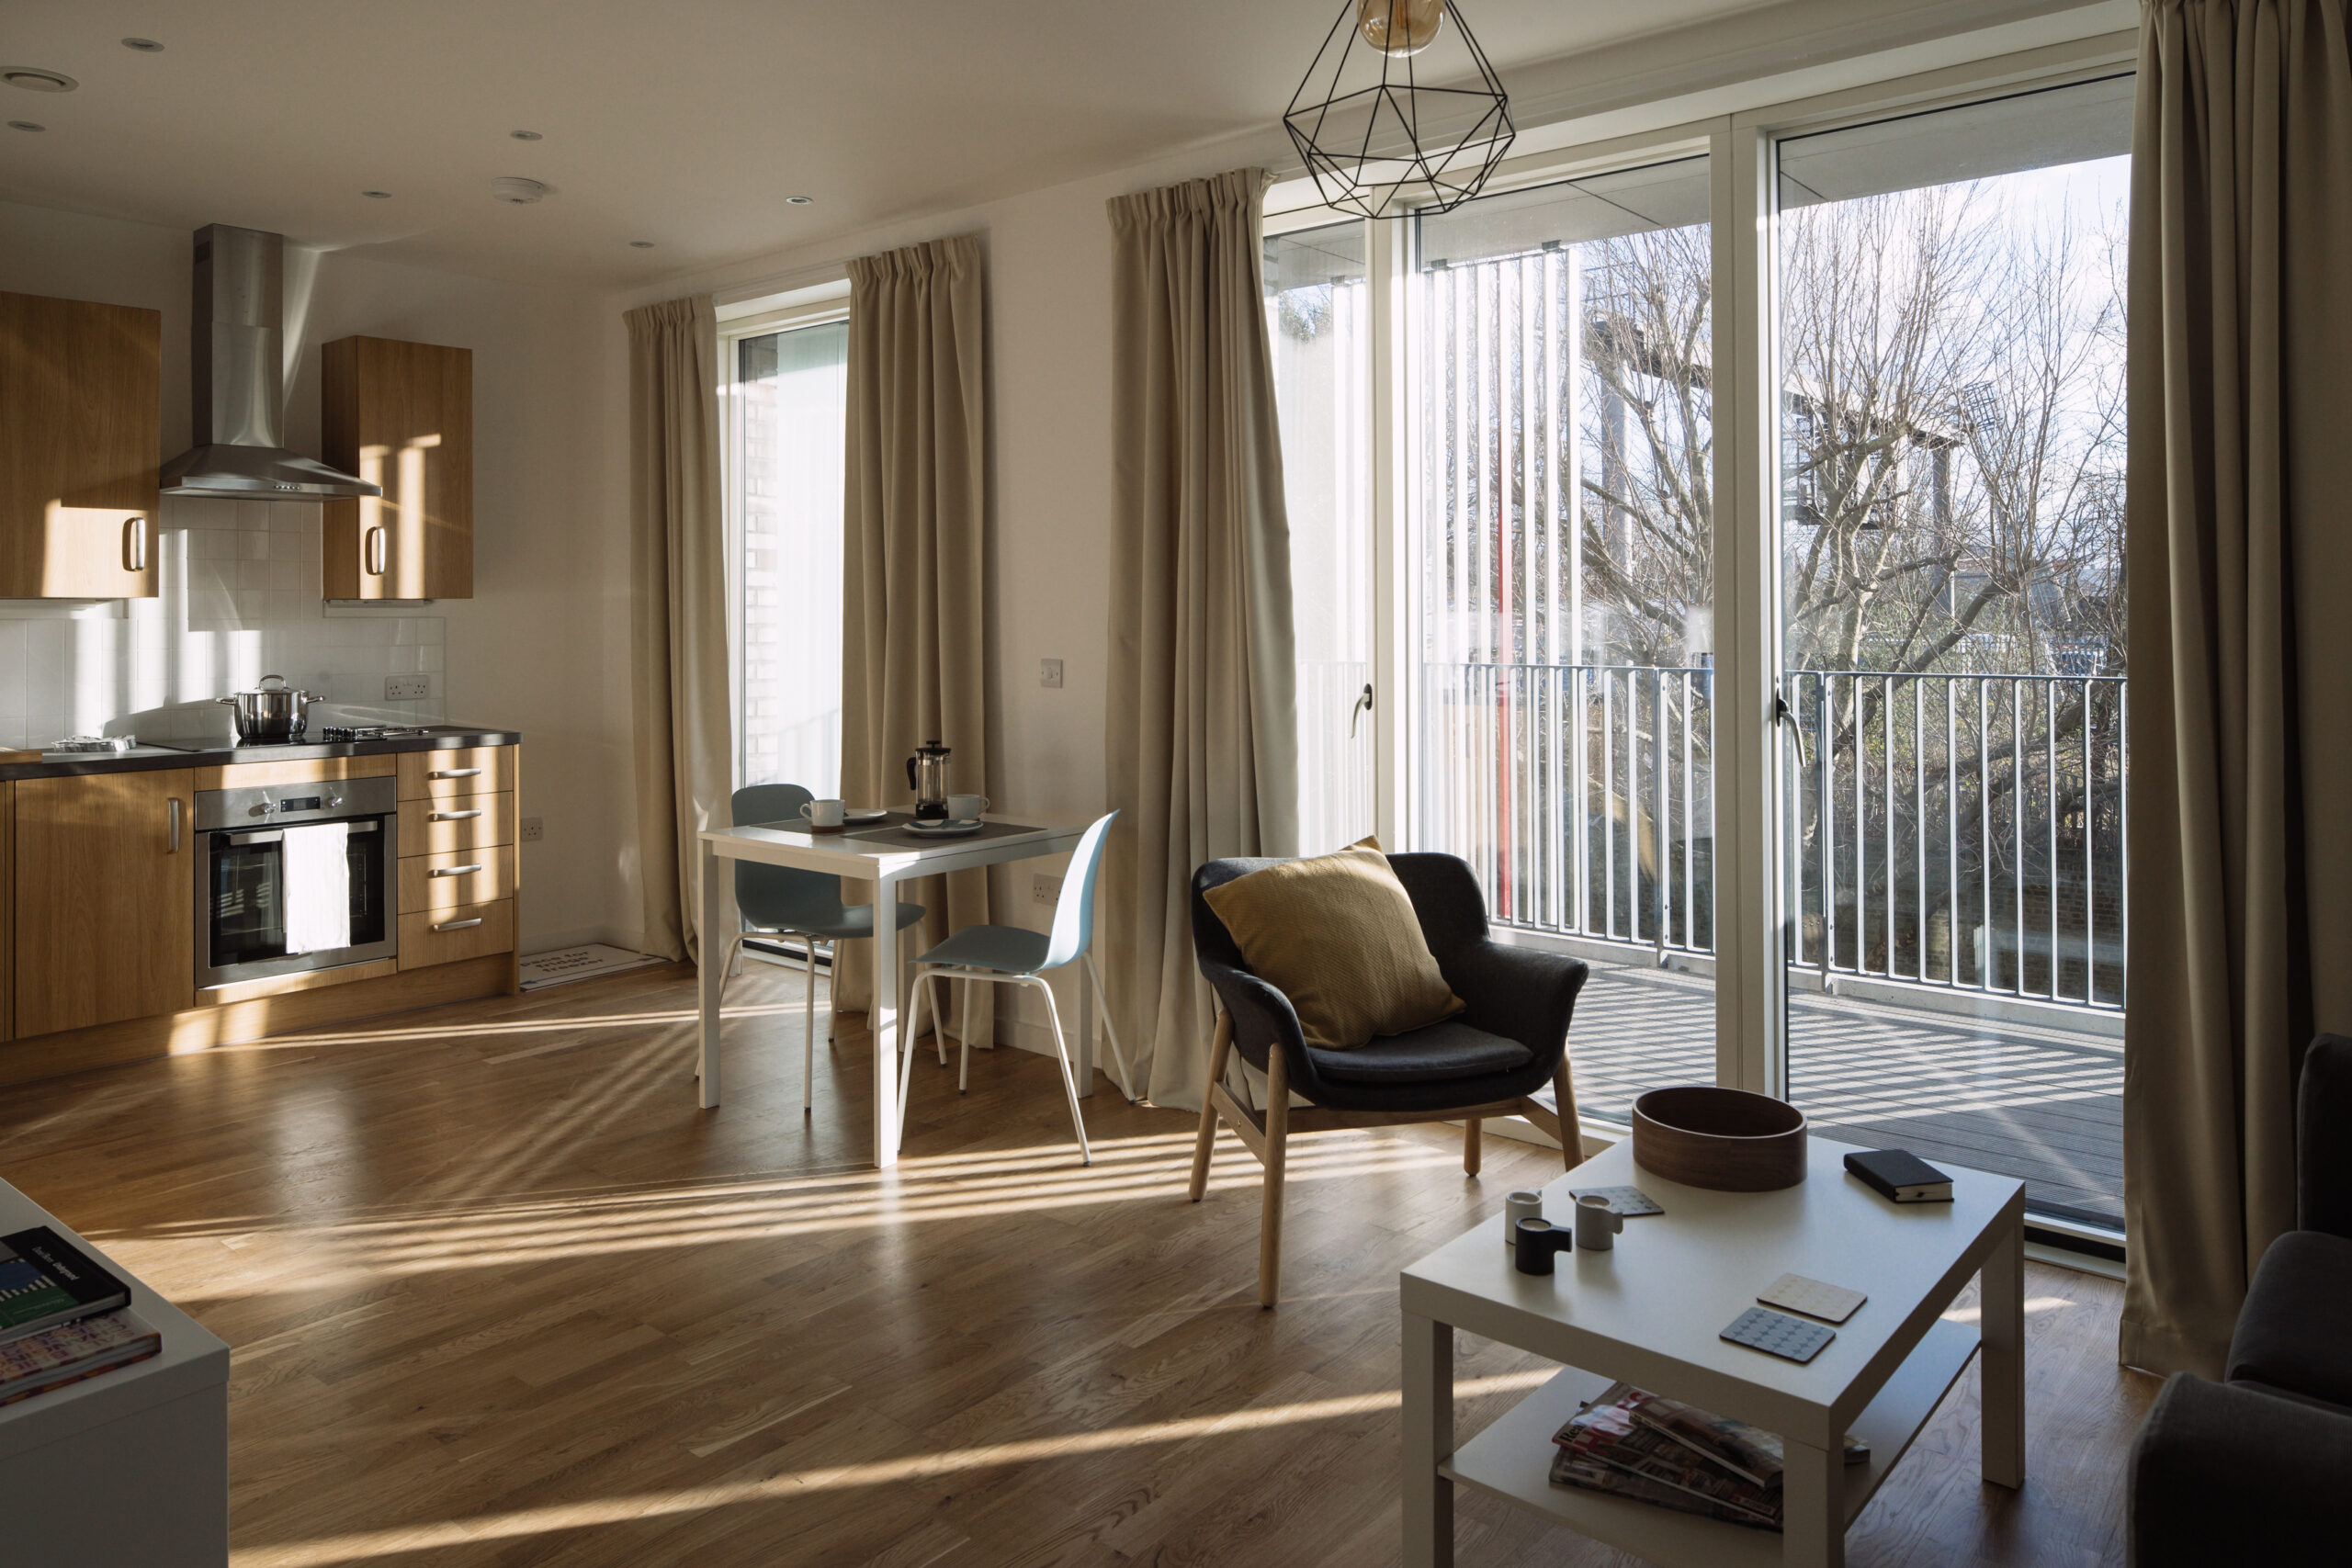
[{"x1": 0, "y1": 0, "x2": 1828, "y2": 288}]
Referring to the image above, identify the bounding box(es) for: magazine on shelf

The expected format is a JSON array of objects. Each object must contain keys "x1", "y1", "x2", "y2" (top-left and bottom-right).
[
  {"x1": 1626, "y1": 1386, "x2": 1870, "y2": 1485},
  {"x1": 0, "y1": 1308, "x2": 162, "y2": 1407},
  {"x1": 1551, "y1": 1382, "x2": 1783, "y2": 1529}
]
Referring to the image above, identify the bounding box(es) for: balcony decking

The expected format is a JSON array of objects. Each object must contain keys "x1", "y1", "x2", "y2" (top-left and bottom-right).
[{"x1": 1559, "y1": 953, "x2": 2124, "y2": 1227}]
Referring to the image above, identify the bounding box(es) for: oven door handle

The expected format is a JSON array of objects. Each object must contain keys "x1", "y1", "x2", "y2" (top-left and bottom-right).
[{"x1": 225, "y1": 829, "x2": 285, "y2": 846}]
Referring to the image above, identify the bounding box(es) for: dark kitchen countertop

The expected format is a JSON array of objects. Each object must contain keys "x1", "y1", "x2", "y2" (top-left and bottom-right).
[{"x1": 0, "y1": 725, "x2": 522, "y2": 782}]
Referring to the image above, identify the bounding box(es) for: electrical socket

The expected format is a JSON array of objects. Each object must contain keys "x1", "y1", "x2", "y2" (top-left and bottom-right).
[
  {"x1": 1033, "y1": 872, "x2": 1063, "y2": 905},
  {"x1": 1039, "y1": 658, "x2": 1064, "y2": 689},
  {"x1": 384, "y1": 675, "x2": 429, "y2": 701},
  {"x1": 520, "y1": 817, "x2": 545, "y2": 843}
]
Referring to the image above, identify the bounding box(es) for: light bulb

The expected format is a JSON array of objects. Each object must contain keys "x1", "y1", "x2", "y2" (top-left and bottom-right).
[{"x1": 1356, "y1": 0, "x2": 1444, "y2": 58}]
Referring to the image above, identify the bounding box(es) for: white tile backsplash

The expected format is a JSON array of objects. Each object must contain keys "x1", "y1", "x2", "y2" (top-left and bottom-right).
[{"x1": 0, "y1": 497, "x2": 450, "y2": 750}]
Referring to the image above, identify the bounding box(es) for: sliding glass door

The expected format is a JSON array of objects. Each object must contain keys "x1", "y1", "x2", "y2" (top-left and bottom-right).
[
  {"x1": 1771, "y1": 76, "x2": 2132, "y2": 1227},
  {"x1": 1257, "y1": 39, "x2": 2137, "y2": 1238},
  {"x1": 1409, "y1": 156, "x2": 1718, "y2": 1121}
]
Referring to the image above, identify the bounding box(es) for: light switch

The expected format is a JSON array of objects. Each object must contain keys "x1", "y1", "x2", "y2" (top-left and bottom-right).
[{"x1": 1040, "y1": 658, "x2": 1064, "y2": 689}]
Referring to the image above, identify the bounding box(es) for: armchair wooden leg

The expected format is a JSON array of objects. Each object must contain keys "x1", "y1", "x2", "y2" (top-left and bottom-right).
[
  {"x1": 1189, "y1": 1010, "x2": 1233, "y2": 1202},
  {"x1": 1464, "y1": 1117, "x2": 1482, "y2": 1177},
  {"x1": 1259, "y1": 1043, "x2": 1290, "y2": 1310},
  {"x1": 1554, "y1": 1060, "x2": 1584, "y2": 1171}
]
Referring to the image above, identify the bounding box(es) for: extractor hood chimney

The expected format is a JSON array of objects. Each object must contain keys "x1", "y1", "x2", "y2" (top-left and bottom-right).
[{"x1": 160, "y1": 224, "x2": 379, "y2": 500}]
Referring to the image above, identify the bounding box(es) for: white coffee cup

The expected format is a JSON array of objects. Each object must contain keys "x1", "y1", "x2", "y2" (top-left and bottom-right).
[
  {"x1": 1574, "y1": 1192, "x2": 1624, "y2": 1251},
  {"x1": 801, "y1": 798, "x2": 846, "y2": 828},
  {"x1": 946, "y1": 794, "x2": 989, "y2": 821},
  {"x1": 1504, "y1": 1190, "x2": 1544, "y2": 1246}
]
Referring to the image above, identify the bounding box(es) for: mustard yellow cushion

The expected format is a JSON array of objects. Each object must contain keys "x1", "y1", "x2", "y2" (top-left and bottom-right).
[{"x1": 1203, "y1": 843, "x2": 1464, "y2": 1051}]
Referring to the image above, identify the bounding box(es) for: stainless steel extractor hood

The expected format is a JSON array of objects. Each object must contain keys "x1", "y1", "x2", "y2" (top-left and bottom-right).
[{"x1": 160, "y1": 224, "x2": 380, "y2": 500}]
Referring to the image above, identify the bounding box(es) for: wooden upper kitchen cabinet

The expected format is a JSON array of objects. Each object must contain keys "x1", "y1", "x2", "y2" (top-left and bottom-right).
[
  {"x1": 321, "y1": 335, "x2": 473, "y2": 600},
  {"x1": 0, "y1": 290, "x2": 164, "y2": 600},
  {"x1": 13, "y1": 770, "x2": 197, "y2": 1038}
]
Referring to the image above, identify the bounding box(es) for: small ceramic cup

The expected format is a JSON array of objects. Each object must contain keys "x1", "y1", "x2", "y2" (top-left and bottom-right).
[
  {"x1": 1574, "y1": 1192, "x2": 1624, "y2": 1252},
  {"x1": 946, "y1": 794, "x2": 989, "y2": 820},
  {"x1": 801, "y1": 798, "x2": 846, "y2": 828},
  {"x1": 1503, "y1": 1190, "x2": 1544, "y2": 1246},
  {"x1": 1513, "y1": 1217, "x2": 1576, "y2": 1275}
]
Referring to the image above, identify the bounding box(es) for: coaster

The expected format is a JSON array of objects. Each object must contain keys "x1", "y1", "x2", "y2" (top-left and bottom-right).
[
  {"x1": 1758, "y1": 1272, "x2": 1867, "y2": 1325},
  {"x1": 1721, "y1": 1305, "x2": 1836, "y2": 1364},
  {"x1": 1568, "y1": 1185, "x2": 1663, "y2": 1218}
]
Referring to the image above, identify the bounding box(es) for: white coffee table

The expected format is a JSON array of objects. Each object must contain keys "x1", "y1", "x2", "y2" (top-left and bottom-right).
[{"x1": 1400, "y1": 1134, "x2": 2024, "y2": 1568}]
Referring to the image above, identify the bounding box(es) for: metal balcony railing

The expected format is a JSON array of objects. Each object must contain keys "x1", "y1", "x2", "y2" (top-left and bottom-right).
[{"x1": 1419, "y1": 663, "x2": 2128, "y2": 1011}]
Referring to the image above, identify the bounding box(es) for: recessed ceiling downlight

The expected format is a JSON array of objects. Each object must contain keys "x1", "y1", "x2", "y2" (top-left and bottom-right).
[
  {"x1": 2, "y1": 68, "x2": 77, "y2": 93},
  {"x1": 785, "y1": 195, "x2": 814, "y2": 206},
  {"x1": 362, "y1": 190, "x2": 392, "y2": 199},
  {"x1": 490, "y1": 176, "x2": 548, "y2": 205},
  {"x1": 121, "y1": 38, "x2": 165, "y2": 52},
  {"x1": 7, "y1": 120, "x2": 43, "y2": 132},
  {"x1": 510, "y1": 130, "x2": 543, "y2": 141},
  {"x1": 629, "y1": 240, "x2": 656, "y2": 248}
]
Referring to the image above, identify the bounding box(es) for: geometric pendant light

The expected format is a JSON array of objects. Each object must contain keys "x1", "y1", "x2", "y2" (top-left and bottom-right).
[{"x1": 1284, "y1": 0, "x2": 1515, "y2": 220}]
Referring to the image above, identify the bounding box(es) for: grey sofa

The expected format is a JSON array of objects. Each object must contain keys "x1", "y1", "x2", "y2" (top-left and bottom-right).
[{"x1": 2127, "y1": 1032, "x2": 2352, "y2": 1565}]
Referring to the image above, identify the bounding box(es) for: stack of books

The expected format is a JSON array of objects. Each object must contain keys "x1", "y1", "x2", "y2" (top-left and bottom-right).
[
  {"x1": 1548, "y1": 1382, "x2": 1869, "y2": 1532},
  {"x1": 0, "y1": 1226, "x2": 160, "y2": 1409}
]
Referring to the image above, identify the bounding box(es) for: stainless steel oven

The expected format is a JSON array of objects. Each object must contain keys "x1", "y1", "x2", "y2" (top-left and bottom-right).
[{"x1": 195, "y1": 775, "x2": 399, "y2": 988}]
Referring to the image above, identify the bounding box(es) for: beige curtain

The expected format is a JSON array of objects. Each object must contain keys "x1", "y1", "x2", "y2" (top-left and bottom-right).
[
  {"x1": 627, "y1": 295, "x2": 732, "y2": 964},
  {"x1": 835, "y1": 235, "x2": 993, "y2": 1041},
  {"x1": 2123, "y1": 0, "x2": 2352, "y2": 1378},
  {"x1": 1103, "y1": 169, "x2": 1299, "y2": 1111}
]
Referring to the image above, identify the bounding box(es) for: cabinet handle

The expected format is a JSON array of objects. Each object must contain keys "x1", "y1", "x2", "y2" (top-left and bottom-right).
[
  {"x1": 430, "y1": 768, "x2": 483, "y2": 779},
  {"x1": 432, "y1": 917, "x2": 484, "y2": 932},
  {"x1": 428, "y1": 809, "x2": 483, "y2": 821},
  {"x1": 429, "y1": 863, "x2": 484, "y2": 878},
  {"x1": 366, "y1": 526, "x2": 386, "y2": 576},
  {"x1": 122, "y1": 516, "x2": 148, "y2": 574},
  {"x1": 167, "y1": 796, "x2": 182, "y2": 853}
]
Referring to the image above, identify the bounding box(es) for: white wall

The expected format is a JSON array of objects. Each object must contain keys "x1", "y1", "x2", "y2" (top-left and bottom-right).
[{"x1": 0, "y1": 199, "x2": 636, "y2": 953}]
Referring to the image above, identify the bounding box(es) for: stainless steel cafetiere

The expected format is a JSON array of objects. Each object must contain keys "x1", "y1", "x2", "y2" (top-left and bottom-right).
[{"x1": 907, "y1": 740, "x2": 953, "y2": 822}]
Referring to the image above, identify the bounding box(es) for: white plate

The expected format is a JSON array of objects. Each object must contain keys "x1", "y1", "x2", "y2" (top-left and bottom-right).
[
  {"x1": 843, "y1": 807, "x2": 889, "y2": 822},
  {"x1": 904, "y1": 818, "x2": 984, "y2": 837}
]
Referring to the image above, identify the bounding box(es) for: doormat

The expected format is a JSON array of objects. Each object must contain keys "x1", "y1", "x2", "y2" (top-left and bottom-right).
[{"x1": 517, "y1": 943, "x2": 668, "y2": 991}]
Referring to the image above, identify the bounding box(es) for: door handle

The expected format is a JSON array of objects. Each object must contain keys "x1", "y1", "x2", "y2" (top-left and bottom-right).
[
  {"x1": 429, "y1": 767, "x2": 482, "y2": 780},
  {"x1": 429, "y1": 863, "x2": 484, "y2": 877},
  {"x1": 428, "y1": 809, "x2": 483, "y2": 821},
  {"x1": 365, "y1": 525, "x2": 386, "y2": 576},
  {"x1": 121, "y1": 515, "x2": 148, "y2": 574},
  {"x1": 167, "y1": 796, "x2": 182, "y2": 853},
  {"x1": 432, "y1": 917, "x2": 484, "y2": 932},
  {"x1": 1349, "y1": 682, "x2": 1374, "y2": 739}
]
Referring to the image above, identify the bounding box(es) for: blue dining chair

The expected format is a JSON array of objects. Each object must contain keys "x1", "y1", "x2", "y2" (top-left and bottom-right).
[
  {"x1": 721, "y1": 783, "x2": 926, "y2": 1113},
  {"x1": 895, "y1": 810, "x2": 1127, "y2": 1165}
]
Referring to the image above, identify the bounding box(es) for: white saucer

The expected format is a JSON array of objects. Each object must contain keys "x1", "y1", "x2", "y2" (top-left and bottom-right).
[
  {"x1": 904, "y1": 818, "x2": 984, "y2": 837},
  {"x1": 843, "y1": 807, "x2": 889, "y2": 822}
]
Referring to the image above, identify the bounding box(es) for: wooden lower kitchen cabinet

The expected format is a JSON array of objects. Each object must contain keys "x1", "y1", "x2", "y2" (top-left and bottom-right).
[
  {"x1": 399, "y1": 899, "x2": 515, "y2": 970},
  {"x1": 395, "y1": 746, "x2": 518, "y2": 981},
  {"x1": 13, "y1": 769, "x2": 196, "y2": 1037}
]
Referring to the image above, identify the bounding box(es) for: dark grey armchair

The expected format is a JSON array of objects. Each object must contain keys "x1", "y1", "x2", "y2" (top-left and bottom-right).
[
  {"x1": 1185, "y1": 852, "x2": 1590, "y2": 1306},
  {"x1": 2128, "y1": 1032, "x2": 2352, "y2": 1566}
]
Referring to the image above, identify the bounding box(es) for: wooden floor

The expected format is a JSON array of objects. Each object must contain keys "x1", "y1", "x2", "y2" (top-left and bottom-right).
[{"x1": 0, "y1": 961, "x2": 2158, "y2": 1567}]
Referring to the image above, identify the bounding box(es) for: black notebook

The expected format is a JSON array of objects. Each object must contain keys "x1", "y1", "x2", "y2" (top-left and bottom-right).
[
  {"x1": 0, "y1": 1227, "x2": 132, "y2": 1346},
  {"x1": 1843, "y1": 1149, "x2": 1953, "y2": 1203}
]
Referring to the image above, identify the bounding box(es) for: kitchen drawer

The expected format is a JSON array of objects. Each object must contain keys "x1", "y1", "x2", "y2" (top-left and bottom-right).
[
  {"x1": 399, "y1": 843, "x2": 517, "y2": 914},
  {"x1": 398, "y1": 745, "x2": 515, "y2": 801},
  {"x1": 399, "y1": 898, "x2": 514, "y2": 970},
  {"x1": 398, "y1": 791, "x2": 513, "y2": 857}
]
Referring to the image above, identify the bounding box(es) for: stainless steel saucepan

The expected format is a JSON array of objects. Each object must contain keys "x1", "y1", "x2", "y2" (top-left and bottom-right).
[{"x1": 219, "y1": 674, "x2": 315, "y2": 742}]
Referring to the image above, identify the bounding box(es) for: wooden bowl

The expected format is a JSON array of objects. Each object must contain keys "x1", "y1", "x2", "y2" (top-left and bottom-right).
[{"x1": 1630, "y1": 1086, "x2": 1808, "y2": 1191}]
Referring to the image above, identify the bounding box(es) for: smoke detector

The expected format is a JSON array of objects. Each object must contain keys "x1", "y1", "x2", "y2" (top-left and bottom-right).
[
  {"x1": 490, "y1": 176, "x2": 548, "y2": 205},
  {"x1": 2, "y1": 68, "x2": 78, "y2": 93}
]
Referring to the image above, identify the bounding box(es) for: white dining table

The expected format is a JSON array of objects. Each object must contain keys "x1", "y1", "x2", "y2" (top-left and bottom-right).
[{"x1": 695, "y1": 810, "x2": 1101, "y2": 1167}]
